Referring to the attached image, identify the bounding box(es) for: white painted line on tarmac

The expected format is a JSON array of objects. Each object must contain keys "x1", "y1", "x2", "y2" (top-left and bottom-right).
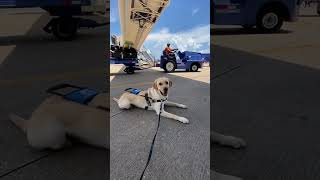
[
  {"x1": 0, "y1": 11, "x2": 43, "y2": 65},
  {"x1": 0, "y1": 45, "x2": 16, "y2": 65},
  {"x1": 110, "y1": 64, "x2": 126, "y2": 81}
]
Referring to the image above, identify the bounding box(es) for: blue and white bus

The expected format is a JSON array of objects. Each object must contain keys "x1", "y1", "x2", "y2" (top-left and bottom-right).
[{"x1": 212, "y1": 0, "x2": 302, "y2": 32}]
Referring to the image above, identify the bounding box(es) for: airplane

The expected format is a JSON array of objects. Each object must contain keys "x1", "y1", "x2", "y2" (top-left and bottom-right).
[{"x1": 110, "y1": 0, "x2": 170, "y2": 74}]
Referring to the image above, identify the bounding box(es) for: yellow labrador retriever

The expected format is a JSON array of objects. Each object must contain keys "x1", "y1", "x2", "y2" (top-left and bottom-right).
[
  {"x1": 113, "y1": 77, "x2": 189, "y2": 124},
  {"x1": 9, "y1": 93, "x2": 109, "y2": 150}
]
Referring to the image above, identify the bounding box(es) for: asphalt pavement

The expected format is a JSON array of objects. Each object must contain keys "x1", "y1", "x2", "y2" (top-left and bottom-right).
[
  {"x1": 110, "y1": 66, "x2": 210, "y2": 180},
  {"x1": 212, "y1": 4, "x2": 320, "y2": 180}
]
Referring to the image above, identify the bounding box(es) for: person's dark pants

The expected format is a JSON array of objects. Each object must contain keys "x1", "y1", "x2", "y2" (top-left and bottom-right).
[{"x1": 166, "y1": 53, "x2": 175, "y2": 59}]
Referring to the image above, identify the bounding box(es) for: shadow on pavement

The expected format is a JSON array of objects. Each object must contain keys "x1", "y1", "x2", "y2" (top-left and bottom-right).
[
  {"x1": 0, "y1": 13, "x2": 106, "y2": 46},
  {"x1": 212, "y1": 28, "x2": 292, "y2": 36},
  {"x1": 0, "y1": 14, "x2": 108, "y2": 180},
  {"x1": 299, "y1": 15, "x2": 320, "y2": 17},
  {"x1": 212, "y1": 45, "x2": 320, "y2": 180},
  {"x1": 0, "y1": 33, "x2": 104, "y2": 46},
  {"x1": 110, "y1": 69, "x2": 210, "y2": 180}
]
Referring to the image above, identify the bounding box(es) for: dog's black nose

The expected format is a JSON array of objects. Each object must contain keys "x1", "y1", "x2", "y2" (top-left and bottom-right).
[{"x1": 164, "y1": 87, "x2": 168, "y2": 92}]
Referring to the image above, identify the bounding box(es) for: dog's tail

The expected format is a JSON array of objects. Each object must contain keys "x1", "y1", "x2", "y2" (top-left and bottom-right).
[
  {"x1": 9, "y1": 114, "x2": 28, "y2": 133},
  {"x1": 112, "y1": 97, "x2": 119, "y2": 103}
]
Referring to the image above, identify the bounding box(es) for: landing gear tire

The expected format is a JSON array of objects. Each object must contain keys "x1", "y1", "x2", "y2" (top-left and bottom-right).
[
  {"x1": 164, "y1": 60, "x2": 176, "y2": 73},
  {"x1": 52, "y1": 17, "x2": 78, "y2": 41},
  {"x1": 190, "y1": 63, "x2": 199, "y2": 72},
  {"x1": 256, "y1": 8, "x2": 283, "y2": 33},
  {"x1": 124, "y1": 66, "x2": 135, "y2": 74}
]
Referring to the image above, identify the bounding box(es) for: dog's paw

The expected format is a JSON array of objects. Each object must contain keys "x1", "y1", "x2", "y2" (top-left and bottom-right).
[
  {"x1": 224, "y1": 136, "x2": 247, "y2": 149},
  {"x1": 179, "y1": 104, "x2": 188, "y2": 109},
  {"x1": 179, "y1": 117, "x2": 189, "y2": 124}
]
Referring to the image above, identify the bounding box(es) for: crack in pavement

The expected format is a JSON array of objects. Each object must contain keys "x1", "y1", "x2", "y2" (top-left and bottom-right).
[
  {"x1": 0, "y1": 153, "x2": 51, "y2": 179},
  {"x1": 212, "y1": 65, "x2": 241, "y2": 81}
]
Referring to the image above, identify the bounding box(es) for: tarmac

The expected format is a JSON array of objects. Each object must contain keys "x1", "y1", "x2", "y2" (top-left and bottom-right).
[
  {"x1": 212, "y1": 4, "x2": 320, "y2": 180},
  {"x1": 110, "y1": 66, "x2": 210, "y2": 180},
  {"x1": 0, "y1": 8, "x2": 108, "y2": 180}
]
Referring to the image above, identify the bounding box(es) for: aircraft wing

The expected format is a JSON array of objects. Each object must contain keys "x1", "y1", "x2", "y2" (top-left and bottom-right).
[{"x1": 118, "y1": 0, "x2": 170, "y2": 50}]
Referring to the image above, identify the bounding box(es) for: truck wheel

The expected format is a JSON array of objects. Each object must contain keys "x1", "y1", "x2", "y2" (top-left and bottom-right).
[
  {"x1": 52, "y1": 17, "x2": 78, "y2": 40},
  {"x1": 164, "y1": 60, "x2": 176, "y2": 72},
  {"x1": 190, "y1": 63, "x2": 199, "y2": 72},
  {"x1": 257, "y1": 7, "x2": 283, "y2": 33}
]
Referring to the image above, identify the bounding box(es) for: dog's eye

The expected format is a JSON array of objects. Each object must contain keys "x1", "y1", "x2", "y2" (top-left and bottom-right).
[
  {"x1": 165, "y1": 81, "x2": 168, "y2": 85},
  {"x1": 159, "y1": 83, "x2": 162, "y2": 86}
]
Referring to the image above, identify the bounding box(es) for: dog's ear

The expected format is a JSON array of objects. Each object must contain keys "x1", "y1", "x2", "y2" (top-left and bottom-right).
[
  {"x1": 153, "y1": 80, "x2": 158, "y2": 90},
  {"x1": 169, "y1": 80, "x2": 172, "y2": 87}
]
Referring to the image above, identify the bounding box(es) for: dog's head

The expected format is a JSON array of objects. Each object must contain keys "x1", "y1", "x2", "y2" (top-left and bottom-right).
[{"x1": 153, "y1": 77, "x2": 172, "y2": 96}]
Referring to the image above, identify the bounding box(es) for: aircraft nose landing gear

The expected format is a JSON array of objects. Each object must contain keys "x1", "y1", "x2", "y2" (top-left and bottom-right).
[
  {"x1": 124, "y1": 66, "x2": 135, "y2": 74},
  {"x1": 43, "y1": 16, "x2": 107, "y2": 41}
]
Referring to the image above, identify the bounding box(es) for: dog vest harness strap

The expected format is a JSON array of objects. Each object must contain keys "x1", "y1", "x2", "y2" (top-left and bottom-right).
[
  {"x1": 124, "y1": 88, "x2": 167, "y2": 110},
  {"x1": 124, "y1": 88, "x2": 166, "y2": 108},
  {"x1": 46, "y1": 84, "x2": 99, "y2": 105},
  {"x1": 125, "y1": 88, "x2": 141, "y2": 95},
  {"x1": 145, "y1": 93, "x2": 152, "y2": 106},
  {"x1": 143, "y1": 93, "x2": 167, "y2": 108},
  {"x1": 64, "y1": 89, "x2": 99, "y2": 104}
]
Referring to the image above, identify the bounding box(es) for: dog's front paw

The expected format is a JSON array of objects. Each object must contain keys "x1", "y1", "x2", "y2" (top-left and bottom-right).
[
  {"x1": 224, "y1": 136, "x2": 247, "y2": 149},
  {"x1": 179, "y1": 104, "x2": 188, "y2": 109},
  {"x1": 179, "y1": 117, "x2": 189, "y2": 124}
]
